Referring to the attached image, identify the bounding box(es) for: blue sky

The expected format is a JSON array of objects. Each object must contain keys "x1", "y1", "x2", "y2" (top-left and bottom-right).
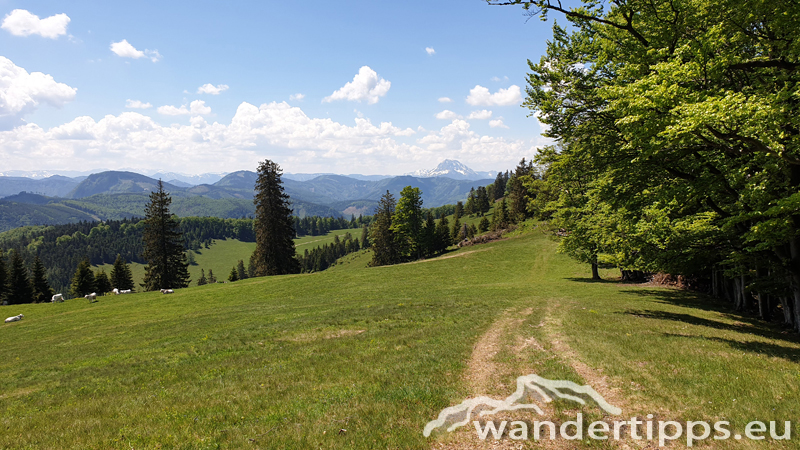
[{"x1": 0, "y1": 0, "x2": 555, "y2": 175}]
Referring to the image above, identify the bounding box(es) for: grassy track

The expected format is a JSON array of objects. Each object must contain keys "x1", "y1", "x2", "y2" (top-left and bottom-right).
[{"x1": 4, "y1": 226, "x2": 799, "y2": 449}]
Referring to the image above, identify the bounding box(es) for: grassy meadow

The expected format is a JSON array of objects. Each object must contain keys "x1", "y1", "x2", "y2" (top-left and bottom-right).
[{"x1": 2, "y1": 226, "x2": 799, "y2": 449}]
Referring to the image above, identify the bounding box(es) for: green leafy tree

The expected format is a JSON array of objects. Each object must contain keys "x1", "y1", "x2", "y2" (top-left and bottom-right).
[
  {"x1": 391, "y1": 186, "x2": 424, "y2": 260},
  {"x1": 228, "y1": 267, "x2": 239, "y2": 282},
  {"x1": 142, "y1": 180, "x2": 191, "y2": 290},
  {"x1": 94, "y1": 269, "x2": 113, "y2": 294},
  {"x1": 197, "y1": 269, "x2": 207, "y2": 286},
  {"x1": 70, "y1": 257, "x2": 95, "y2": 298},
  {"x1": 252, "y1": 160, "x2": 300, "y2": 276},
  {"x1": 110, "y1": 254, "x2": 135, "y2": 291},
  {"x1": 370, "y1": 191, "x2": 400, "y2": 266},
  {"x1": 237, "y1": 259, "x2": 247, "y2": 280},
  {"x1": 6, "y1": 250, "x2": 33, "y2": 304}
]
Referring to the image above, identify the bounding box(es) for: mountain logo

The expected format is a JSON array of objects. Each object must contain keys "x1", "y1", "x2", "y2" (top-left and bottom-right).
[{"x1": 423, "y1": 373, "x2": 621, "y2": 437}]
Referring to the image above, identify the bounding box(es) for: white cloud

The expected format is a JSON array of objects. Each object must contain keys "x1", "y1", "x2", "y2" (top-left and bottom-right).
[
  {"x1": 197, "y1": 83, "x2": 229, "y2": 95},
  {"x1": 0, "y1": 56, "x2": 77, "y2": 130},
  {"x1": 125, "y1": 99, "x2": 152, "y2": 109},
  {"x1": 157, "y1": 100, "x2": 211, "y2": 116},
  {"x1": 466, "y1": 85, "x2": 522, "y2": 106},
  {"x1": 425, "y1": 47, "x2": 435, "y2": 55},
  {"x1": 289, "y1": 93, "x2": 305, "y2": 101},
  {"x1": 438, "y1": 97, "x2": 452, "y2": 103},
  {"x1": 491, "y1": 76, "x2": 509, "y2": 82},
  {"x1": 489, "y1": 118, "x2": 509, "y2": 129},
  {"x1": 1, "y1": 9, "x2": 70, "y2": 39},
  {"x1": 323, "y1": 66, "x2": 391, "y2": 104},
  {"x1": 435, "y1": 110, "x2": 460, "y2": 120},
  {"x1": 110, "y1": 39, "x2": 161, "y2": 62},
  {"x1": 467, "y1": 110, "x2": 492, "y2": 120}
]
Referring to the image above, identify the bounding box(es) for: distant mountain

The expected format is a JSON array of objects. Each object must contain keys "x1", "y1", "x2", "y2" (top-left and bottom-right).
[
  {"x1": 67, "y1": 171, "x2": 186, "y2": 199},
  {"x1": 284, "y1": 172, "x2": 392, "y2": 182},
  {"x1": 0, "y1": 175, "x2": 80, "y2": 198},
  {"x1": 149, "y1": 171, "x2": 227, "y2": 186},
  {"x1": 167, "y1": 179, "x2": 194, "y2": 188},
  {"x1": 405, "y1": 159, "x2": 498, "y2": 180}
]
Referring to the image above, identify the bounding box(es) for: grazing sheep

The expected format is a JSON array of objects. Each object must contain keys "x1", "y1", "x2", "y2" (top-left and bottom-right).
[
  {"x1": 4, "y1": 314, "x2": 23, "y2": 323},
  {"x1": 84, "y1": 293, "x2": 97, "y2": 302},
  {"x1": 112, "y1": 288, "x2": 119, "y2": 295},
  {"x1": 120, "y1": 289, "x2": 132, "y2": 294},
  {"x1": 51, "y1": 294, "x2": 64, "y2": 303},
  {"x1": 160, "y1": 289, "x2": 174, "y2": 294}
]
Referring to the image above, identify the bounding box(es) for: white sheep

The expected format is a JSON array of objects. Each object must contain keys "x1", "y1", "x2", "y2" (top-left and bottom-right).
[
  {"x1": 160, "y1": 289, "x2": 174, "y2": 294},
  {"x1": 84, "y1": 293, "x2": 97, "y2": 302},
  {"x1": 4, "y1": 314, "x2": 23, "y2": 323},
  {"x1": 51, "y1": 294, "x2": 64, "y2": 303}
]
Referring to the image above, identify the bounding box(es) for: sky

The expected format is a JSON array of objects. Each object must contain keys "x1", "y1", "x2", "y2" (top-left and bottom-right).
[{"x1": 0, "y1": 0, "x2": 556, "y2": 176}]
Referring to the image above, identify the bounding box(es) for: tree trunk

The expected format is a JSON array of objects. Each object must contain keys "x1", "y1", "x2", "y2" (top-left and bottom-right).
[
  {"x1": 780, "y1": 296, "x2": 793, "y2": 327},
  {"x1": 790, "y1": 238, "x2": 800, "y2": 332},
  {"x1": 591, "y1": 260, "x2": 601, "y2": 280}
]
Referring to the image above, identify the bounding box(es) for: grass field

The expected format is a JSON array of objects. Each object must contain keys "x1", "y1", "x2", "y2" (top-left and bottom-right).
[
  {"x1": 4, "y1": 225, "x2": 799, "y2": 449},
  {"x1": 94, "y1": 228, "x2": 363, "y2": 288}
]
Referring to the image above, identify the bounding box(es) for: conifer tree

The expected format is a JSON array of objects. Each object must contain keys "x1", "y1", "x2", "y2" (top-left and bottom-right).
[
  {"x1": 208, "y1": 269, "x2": 217, "y2": 284},
  {"x1": 94, "y1": 269, "x2": 113, "y2": 294},
  {"x1": 252, "y1": 160, "x2": 300, "y2": 276},
  {"x1": 476, "y1": 186, "x2": 491, "y2": 214},
  {"x1": 228, "y1": 267, "x2": 239, "y2": 282},
  {"x1": 6, "y1": 250, "x2": 33, "y2": 304},
  {"x1": 360, "y1": 224, "x2": 370, "y2": 249},
  {"x1": 142, "y1": 180, "x2": 191, "y2": 291},
  {"x1": 370, "y1": 191, "x2": 400, "y2": 266},
  {"x1": 70, "y1": 257, "x2": 95, "y2": 298},
  {"x1": 435, "y1": 213, "x2": 451, "y2": 254},
  {"x1": 30, "y1": 256, "x2": 53, "y2": 303},
  {"x1": 110, "y1": 254, "x2": 135, "y2": 291},
  {"x1": 479, "y1": 215, "x2": 490, "y2": 233},
  {"x1": 391, "y1": 186, "x2": 424, "y2": 260},
  {"x1": 422, "y1": 211, "x2": 436, "y2": 257},
  {"x1": 0, "y1": 251, "x2": 8, "y2": 303},
  {"x1": 492, "y1": 198, "x2": 509, "y2": 231},
  {"x1": 450, "y1": 213, "x2": 462, "y2": 245},
  {"x1": 237, "y1": 259, "x2": 247, "y2": 280},
  {"x1": 197, "y1": 269, "x2": 207, "y2": 286}
]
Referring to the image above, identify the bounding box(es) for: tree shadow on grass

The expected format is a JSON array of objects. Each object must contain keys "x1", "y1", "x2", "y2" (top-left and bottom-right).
[
  {"x1": 624, "y1": 309, "x2": 796, "y2": 344},
  {"x1": 661, "y1": 333, "x2": 800, "y2": 363},
  {"x1": 564, "y1": 277, "x2": 620, "y2": 284}
]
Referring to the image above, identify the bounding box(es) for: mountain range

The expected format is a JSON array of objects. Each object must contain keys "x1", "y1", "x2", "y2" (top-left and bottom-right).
[{"x1": 0, "y1": 160, "x2": 496, "y2": 232}]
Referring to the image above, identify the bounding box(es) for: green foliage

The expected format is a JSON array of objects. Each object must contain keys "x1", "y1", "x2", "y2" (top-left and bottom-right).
[
  {"x1": 94, "y1": 269, "x2": 113, "y2": 295},
  {"x1": 70, "y1": 258, "x2": 95, "y2": 298},
  {"x1": 391, "y1": 186, "x2": 424, "y2": 260},
  {"x1": 110, "y1": 254, "x2": 134, "y2": 291},
  {"x1": 228, "y1": 267, "x2": 239, "y2": 282},
  {"x1": 478, "y1": 216, "x2": 490, "y2": 233},
  {"x1": 369, "y1": 191, "x2": 400, "y2": 267},
  {"x1": 236, "y1": 259, "x2": 247, "y2": 280},
  {"x1": 197, "y1": 269, "x2": 207, "y2": 286},
  {"x1": 142, "y1": 181, "x2": 191, "y2": 291},
  {"x1": 5, "y1": 249, "x2": 32, "y2": 305},
  {"x1": 207, "y1": 269, "x2": 216, "y2": 284},
  {"x1": 252, "y1": 160, "x2": 300, "y2": 276}
]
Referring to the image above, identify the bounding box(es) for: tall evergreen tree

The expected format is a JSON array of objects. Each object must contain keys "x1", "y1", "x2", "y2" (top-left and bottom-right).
[
  {"x1": 110, "y1": 254, "x2": 135, "y2": 291},
  {"x1": 70, "y1": 257, "x2": 95, "y2": 298},
  {"x1": 228, "y1": 267, "x2": 239, "y2": 282},
  {"x1": 479, "y1": 215, "x2": 490, "y2": 233},
  {"x1": 391, "y1": 186, "x2": 424, "y2": 260},
  {"x1": 422, "y1": 211, "x2": 436, "y2": 257},
  {"x1": 450, "y1": 213, "x2": 462, "y2": 245},
  {"x1": 252, "y1": 160, "x2": 300, "y2": 276},
  {"x1": 6, "y1": 250, "x2": 33, "y2": 304},
  {"x1": 237, "y1": 259, "x2": 247, "y2": 280},
  {"x1": 360, "y1": 224, "x2": 370, "y2": 249},
  {"x1": 94, "y1": 269, "x2": 113, "y2": 294},
  {"x1": 30, "y1": 256, "x2": 53, "y2": 303},
  {"x1": 476, "y1": 186, "x2": 491, "y2": 214},
  {"x1": 493, "y1": 171, "x2": 507, "y2": 200},
  {"x1": 370, "y1": 191, "x2": 400, "y2": 266},
  {"x1": 197, "y1": 269, "x2": 207, "y2": 286},
  {"x1": 0, "y1": 251, "x2": 8, "y2": 304},
  {"x1": 208, "y1": 269, "x2": 217, "y2": 284},
  {"x1": 434, "y1": 213, "x2": 451, "y2": 254},
  {"x1": 142, "y1": 180, "x2": 191, "y2": 291}
]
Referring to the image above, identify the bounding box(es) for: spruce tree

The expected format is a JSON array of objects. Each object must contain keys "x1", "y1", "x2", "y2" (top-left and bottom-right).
[
  {"x1": 237, "y1": 259, "x2": 247, "y2": 280},
  {"x1": 6, "y1": 250, "x2": 33, "y2": 304},
  {"x1": 360, "y1": 224, "x2": 370, "y2": 249},
  {"x1": 142, "y1": 180, "x2": 191, "y2": 291},
  {"x1": 228, "y1": 267, "x2": 239, "y2": 282},
  {"x1": 252, "y1": 160, "x2": 300, "y2": 276},
  {"x1": 70, "y1": 257, "x2": 95, "y2": 298},
  {"x1": 110, "y1": 254, "x2": 135, "y2": 291},
  {"x1": 30, "y1": 256, "x2": 53, "y2": 303},
  {"x1": 370, "y1": 191, "x2": 400, "y2": 266},
  {"x1": 479, "y1": 215, "x2": 490, "y2": 233},
  {"x1": 94, "y1": 269, "x2": 113, "y2": 294},
  {"x1": 0, "y1": 251, "x2": 8, "y2": 303},
  {"x1": 208, "y1": 269, "x2": 217, "y2": 284},
  {"x1": 422, "y1": 211, "x2": 436, "y2": 257},
  {"x1": 391, "y1": 186, "x2": 424, "y2": 260},
  {"x1": 197, "y1": 269, "x2": 207, "y2": 286},
  {"x1": 434, "y1": 213, "x2": 451, "y2": 254},
  {"x1": 450, "y1": 213, "x2": 462, "y2": 245}
]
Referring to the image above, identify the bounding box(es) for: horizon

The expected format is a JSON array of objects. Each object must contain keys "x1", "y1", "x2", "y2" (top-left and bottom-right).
[{"x1": 0, "y1": 2, "x2": 553, "y2": 175}]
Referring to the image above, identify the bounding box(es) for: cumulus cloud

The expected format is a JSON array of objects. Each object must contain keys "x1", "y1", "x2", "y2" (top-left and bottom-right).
[
  {"x1": 466, "y1": 85, "x2": 522, "y2": 106},
  {"x1": 157, "y1": 100, "x2": 211, "y2": 116},
  {"x1": 323, "y1": 66, "x2": 391, "y2": 104},
  {"x1": 289, "y1": 93, "x2": 305, "y2": 101},
  {"x1": 467, "y1": 110, "x2": 492, "y2": 120},
  {"x1": 0, "y1": 56, "x2": 77, "y2": 130},
  {"x1": 110, "y1": 39, "x2": 161, "y2": 62},
  {"x1": 489, "y1": 118, "x2": 509, "y2": 129},
  {"x1": 125, "y1": 99, "x2": 152, "y2": 109},
  {"x1": 1, "y1": 9, "x2": 70, "y2": 39},
  {"x1": 425, "y1": 47, "x2": 435, "y2": 55},
  {"x1": 438, "y1": 97, "x2": 452, "y2": 103},
  {"x1": 197, "y1": 83, "x2": 229, "y2": 95},
  {"x1": 435, "y1": 110, "x2": 460, "y2": 120}
]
